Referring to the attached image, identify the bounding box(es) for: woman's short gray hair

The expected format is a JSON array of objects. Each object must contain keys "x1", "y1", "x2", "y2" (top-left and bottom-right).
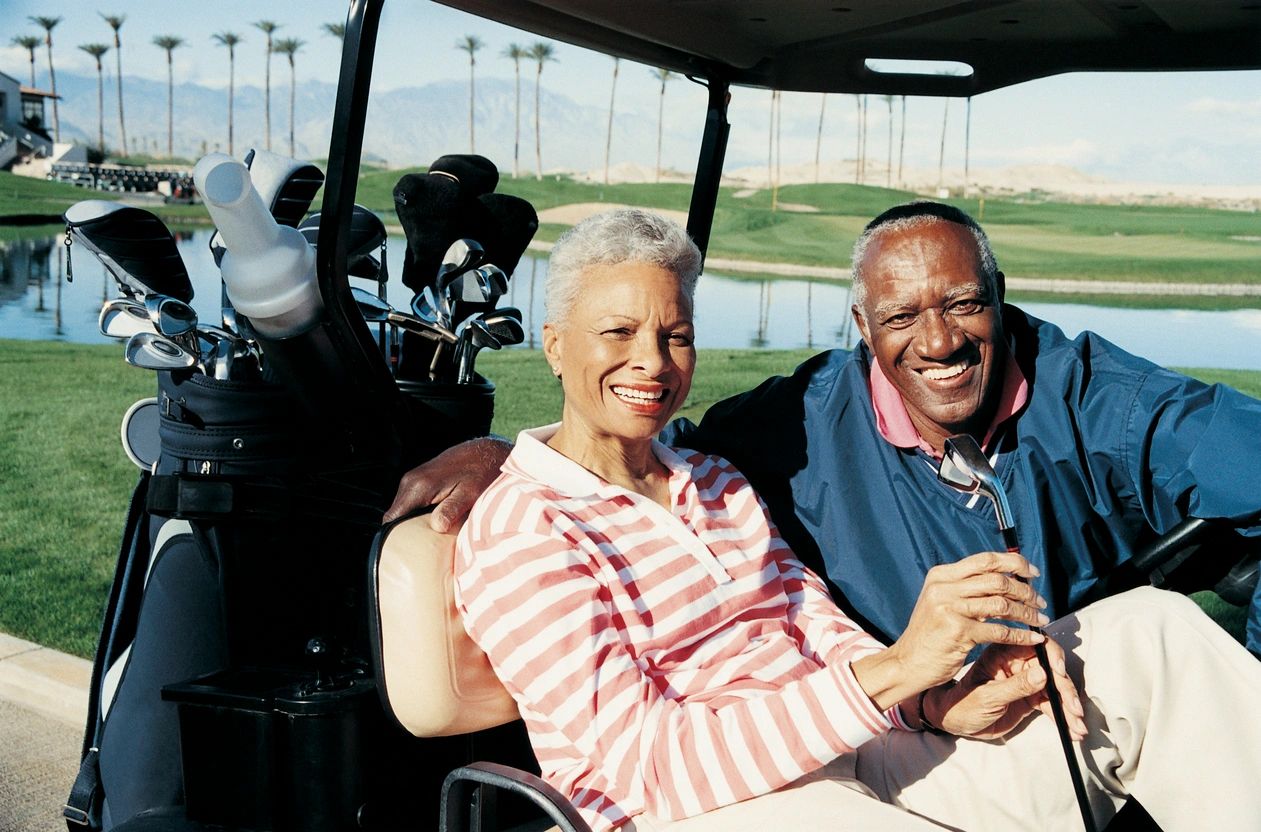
[
  {"x1": 850, "y1": 201, "x2": 1000, "y2": 309},
  {"x1": 545, "y1": 208, "x2": 702, "y2": 324}
]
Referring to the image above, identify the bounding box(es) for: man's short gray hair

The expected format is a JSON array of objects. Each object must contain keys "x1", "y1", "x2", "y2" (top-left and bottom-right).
[
  {"x1": 850, "y1": 201, "x2": 1000, "y2": 309},
  {"x1": 545, "y1": 208, "x2": 702, "y2": 324}
]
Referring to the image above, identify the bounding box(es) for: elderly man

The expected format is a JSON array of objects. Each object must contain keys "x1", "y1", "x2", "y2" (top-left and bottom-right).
[{"x1": 387, "y1": 201, "x2": 1261, "y2": 655}]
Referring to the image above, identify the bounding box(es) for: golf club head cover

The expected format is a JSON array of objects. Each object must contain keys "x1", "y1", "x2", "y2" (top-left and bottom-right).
[
  {"x1": 478, "y1": 193, "x2": 539, "y2": 278},
  {"x1": 429, "y1": 154, "x2": 499, "y2": 196},
  {"x1": 394, "y1": 173, "x2": 462, "y2": 292}
]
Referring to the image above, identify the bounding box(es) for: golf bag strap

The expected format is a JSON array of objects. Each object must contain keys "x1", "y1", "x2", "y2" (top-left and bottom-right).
[
  {"x1": 146, "y1": 473, "x2": 384, "y2": 527},
  {"x1": 63, "y1": 748, "x2": 101, "y2": 828},
  {"x1": 64, "y1": 474, "x2": 151, "y2": 830}
]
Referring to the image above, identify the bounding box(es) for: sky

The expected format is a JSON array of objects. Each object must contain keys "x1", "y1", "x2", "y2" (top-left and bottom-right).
[{"x1": 4, "y1": 0, "x2": 1260, "y2": 186}]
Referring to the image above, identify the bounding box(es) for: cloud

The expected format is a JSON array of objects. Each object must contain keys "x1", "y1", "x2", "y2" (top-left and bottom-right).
[{"x1": 1186, "y1": 97, "x2": 1261, "y2": 117}]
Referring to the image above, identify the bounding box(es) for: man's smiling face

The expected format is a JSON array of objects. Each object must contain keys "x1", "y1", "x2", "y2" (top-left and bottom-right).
[{"x1": 852, "y1": 219, "x2": 1006, "y2": 453}]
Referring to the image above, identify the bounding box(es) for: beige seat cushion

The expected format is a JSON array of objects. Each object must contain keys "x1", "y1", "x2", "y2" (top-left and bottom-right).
[{"x1": 374, "y1": 516, "x2": 519, "y2": 737}]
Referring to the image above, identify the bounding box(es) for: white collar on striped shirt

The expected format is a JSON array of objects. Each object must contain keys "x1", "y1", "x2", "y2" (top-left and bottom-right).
[{"x1": 510, "y1": 423, "x2": 691, "y2": 499}]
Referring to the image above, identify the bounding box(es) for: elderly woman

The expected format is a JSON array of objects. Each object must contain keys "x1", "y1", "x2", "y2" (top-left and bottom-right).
[{"x1": 453, "y1": 208, "x2": 1261, "y2": 832}]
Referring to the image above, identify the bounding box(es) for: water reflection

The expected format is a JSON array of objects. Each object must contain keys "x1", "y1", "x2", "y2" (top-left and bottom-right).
[{"x1": 1, "y1": 228, "x2": 1258, "y2": 371}]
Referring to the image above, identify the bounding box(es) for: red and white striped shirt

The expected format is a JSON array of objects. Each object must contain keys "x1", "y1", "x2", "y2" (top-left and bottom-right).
[{"x1": 454, "y1": 425, "x2": 910, "y2": 832}]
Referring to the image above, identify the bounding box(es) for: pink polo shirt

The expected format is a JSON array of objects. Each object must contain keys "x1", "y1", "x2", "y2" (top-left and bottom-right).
[{"x1": 868, "y1": 345, "x2": 1028, "y2": 459}]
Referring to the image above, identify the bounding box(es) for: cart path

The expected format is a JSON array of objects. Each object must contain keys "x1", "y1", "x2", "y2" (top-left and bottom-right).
[{"x1": 0, "y1": 635, "x2": 88, "y2": 832}]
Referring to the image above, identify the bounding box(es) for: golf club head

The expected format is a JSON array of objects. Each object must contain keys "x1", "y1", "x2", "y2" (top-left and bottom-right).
[
  {"x1": 124, "y1": 332, "x2": 197, "y2": 372},
  {"x1": 476, "y1": 264, "x2": 509, "y2": 301},
  {"x1": 939, "y1": 434, "x2": 1016, "y2": 531},
  {"x1": 490, "y1": 306, "x2": 523, "y2": 322},
  {"x1": 480, "y1": 314, "x2": 526, "y2": 347},
  {"x1": 438, "y1": 239, "x2": 486, "y2": 289},
  {"x1": 99, "y1": 299, "x2": 155, "y2": 340},
  {"x1": 64, "y1": 200, "x2": 193, "y2": 303},
  {"x1": 144, "y1": 294, "x2": 199, "y2": 341},
  {"x1": 457, "y1": 316, "x2": 504, "y2": 384},
  {"x1": 351, "y1": 285, "x2": 392, "y2": 322}
]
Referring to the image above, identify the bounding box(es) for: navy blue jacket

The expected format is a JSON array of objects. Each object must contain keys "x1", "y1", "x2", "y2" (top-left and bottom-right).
[{"x1": 667, "y1": 306, "x2": 1261, "y2": 651}]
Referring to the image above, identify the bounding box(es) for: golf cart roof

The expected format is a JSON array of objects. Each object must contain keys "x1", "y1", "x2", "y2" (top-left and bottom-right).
[{"x1": 436, "y1": 0, "x2": 1261, "y2": 96}]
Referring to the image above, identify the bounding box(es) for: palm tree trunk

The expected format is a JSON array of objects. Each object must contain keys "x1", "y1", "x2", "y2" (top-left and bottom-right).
[
  {"x1": 228, "y1": 54, "x2": 235, "y2": 156},
  {"x1": 898, "y1": 96, "x2": 907, "y2": 188},
  {"x1": 288, "y1": 59, "x2": 296, "y2": 157},
  {"x1": 264, "y1": 38, "x2": 272, "y2": 151},
  {"x1": 46, "y1": 39, "x2": 60, "y2": 142},
  {"x1": 814, "y1": 94, "x2": 826, "y2": 184},
  {"x1": 772, "y1": 90, "x2": 782, "y2": 212},
  {"x1": 27, "y1": 53, "x2": 35, "y2": 87},
  {"x1": 853, "y1": 94, "x2": 861, "y2": 184},
  {"x1": 767, "y1": 90, "x2": 775, "y2": 189},
  {"x1": 114, "y1": 37, "x2": 128, "y2": 156},
  {"x1": 533, "y1": 64, "x2": 543, "y2": 181},
  {"x1": 656, "y1": 77, "x2": 666, "y2": 184},
  {"x1": 96, "y1": 62, "x2": 105, "y2": 154},
  {"x1": 603, "y1": 58, "x2": 618, "y2": 185},
  {"x1": 468, "y1": 56, "x2": 476, "y2": 153},
  {"x1": 937, "y1": 98, "x2": 950, "y2": 192},
  {"x1": 964, "y1": 96, "x2": 972, "y2": 195},
  {"x1": 166, "y1": 55, "x2": 174, "y2": 157},
  {"x1": 512, "y1": 60, "x2": 521, "y2": 178},
  {"x1": 886, "y1": 96, "x2": 893, "y2": 188}
]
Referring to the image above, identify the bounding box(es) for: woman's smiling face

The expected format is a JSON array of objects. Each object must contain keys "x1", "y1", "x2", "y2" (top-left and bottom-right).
[{"x1": 543, "y1": 260, "x2": 696, "y2": 446}]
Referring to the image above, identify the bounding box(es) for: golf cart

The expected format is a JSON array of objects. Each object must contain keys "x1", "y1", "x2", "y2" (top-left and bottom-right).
[{"x1": 67, "y1": 2, "x2": 1261, "y2": 831}]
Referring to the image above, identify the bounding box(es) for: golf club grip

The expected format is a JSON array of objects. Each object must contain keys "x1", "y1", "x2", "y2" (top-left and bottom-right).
[{"x1": 1009, "y1": 543, "x2": 1098, "y2": 832}]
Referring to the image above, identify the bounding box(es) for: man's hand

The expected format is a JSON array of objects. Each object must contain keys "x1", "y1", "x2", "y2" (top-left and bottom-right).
[
  {"x1": 892, "y1": 551, "x2": 1050, "y2": 691},
  {"x1": 384, "y1": 437, "x2": 513, "y2": 531},
  {"x1": 928, "y1": 639, "x2": 1087, "y2": 741}
]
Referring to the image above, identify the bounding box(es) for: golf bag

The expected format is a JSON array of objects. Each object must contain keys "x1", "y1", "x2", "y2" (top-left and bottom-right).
[{"x1": 65, "y1": 366, "x2": 508, "y2": 832}]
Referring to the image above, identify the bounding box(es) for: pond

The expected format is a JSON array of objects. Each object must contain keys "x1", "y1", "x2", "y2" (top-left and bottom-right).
[{"x1": 2, "y1": 229, "x2": 1260, "y2": 371}]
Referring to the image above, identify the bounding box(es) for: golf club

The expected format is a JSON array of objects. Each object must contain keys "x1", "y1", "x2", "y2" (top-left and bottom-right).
[
  {"x1": 143, "y1": 294, "x2": 200, "y2": 350},
  {"x1": 124, "y1": 332, "x2": 198, "y2": 372},
  {"x1": 99, "y1": 298, "x2": 156, "y2": 340},
  {"x1": 938, "y1": 433, "x2": 1097, "y2": 832},
  {"x1": 455, "y1": 316, "x2": 503, "y2": 384}
]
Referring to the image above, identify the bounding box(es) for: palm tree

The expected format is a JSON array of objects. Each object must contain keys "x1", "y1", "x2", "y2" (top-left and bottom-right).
[
  {"x1": 456, "y1": 35, "x2": 484, "y2": 153},
  {"x1": 897, "y1": 95, "x2": 907, "y2": 187},
  {"x1": 152, "y1": 35, "x2": 184, "y2": 157},
  {"x1": 323, "y1": 22, "x2": 346, "y2": 40},
  {"x1": 767, "y1": 89, "x2": 776, "y2": 189},
  {"x1": 211, "y1": 32, "x2": 243, "y2": 156},
  {"x1": 853, "y1": 94, "x2": 862, "y2": 184},
  {"x1": 652, "y1": 68, "x2": 673, "y2": 184},
  {"x1": 603, "y1": 57, "x2": 619, "y2": 185},
  {"x1": 963, "y1": 95, "x2": 973, "y2": 195},
  {"x1": 771, "y1": 89, "x2": 783, "y2": 211},
  {"x1": 252, "y1": 21, "x2": 281, "y2": 150},
  {"x1": 528, "y1": 42, "x2": 556, "y2": 181},
  {"x1": 29, "y1": 17, "x2": 62, "y2": 141},
  {"x1": 78, "y1": 43, "x2": 110, "y2": 154},
  {"x1": 937, "y1": 96, "x2": 950, "y2": 192},
  {"x1": 503, "y1": 44, "x2": 526, "y2": 178},
  {"x1": 100, "y1": 14, "x2": 129, "y2": 156},
  {"x1": 814, "y1": 93, "x2": 827, "y2": 184},
  {"x1": 12, "y1": 35, "x2": 40, "y2": 87},
  {"x1": 272, "y1": 37, "x2": 305, "y2": 158},
  {"x1": 883, "y1": 94, "x2": 895, "y2": 188}
]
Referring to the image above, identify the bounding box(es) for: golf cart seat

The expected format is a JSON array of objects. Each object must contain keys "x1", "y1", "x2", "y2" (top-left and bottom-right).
[{"x1": 368, "y1": 515, "x2": 592, "y2": 832}]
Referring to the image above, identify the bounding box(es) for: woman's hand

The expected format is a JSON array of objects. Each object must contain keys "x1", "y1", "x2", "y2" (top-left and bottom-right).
[
  {"x1": 926, "y1": 638, "x2": 1087, "y2": 740},
  {"x1": 854, "y1": 551, "x2": 1052, "y2": 711},
  {"x1": 892, "y1": 551, "x2": 1050, "y2": 692}
]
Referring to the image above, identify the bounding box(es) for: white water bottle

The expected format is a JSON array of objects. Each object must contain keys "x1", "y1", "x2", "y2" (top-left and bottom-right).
[{"x1": 193, "y1": 153, "x2": 323, "y2": 337}]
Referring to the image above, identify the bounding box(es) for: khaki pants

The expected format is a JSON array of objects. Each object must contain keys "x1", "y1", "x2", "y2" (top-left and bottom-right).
[{"x1": 624, "y1": 588, "x2": 1261, "y2": 831}]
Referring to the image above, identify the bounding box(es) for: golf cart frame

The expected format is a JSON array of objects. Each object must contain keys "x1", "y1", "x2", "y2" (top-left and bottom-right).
[{"x1": 77, "y1": 2, "x2": 1260, "y2": 831}]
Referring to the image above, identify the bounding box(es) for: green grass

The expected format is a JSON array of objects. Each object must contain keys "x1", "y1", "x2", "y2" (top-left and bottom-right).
[{"x1": 1, "y1": 338, "x2": 1256, "y2": 656}]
